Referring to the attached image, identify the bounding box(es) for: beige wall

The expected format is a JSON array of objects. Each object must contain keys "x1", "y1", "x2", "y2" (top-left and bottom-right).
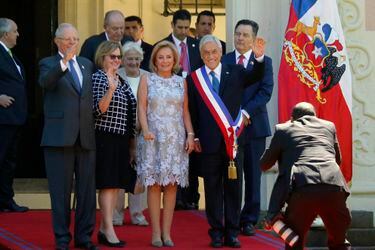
[{"x1": 58, "y1": 0, "x2": 226, "y2": 48}]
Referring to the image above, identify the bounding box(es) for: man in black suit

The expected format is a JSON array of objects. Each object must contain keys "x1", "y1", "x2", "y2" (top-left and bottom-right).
[
  {"x1": 39, "y1": 23, "x2": 98, "y2": 250},
  {"x1": 195, "y1": 10, "x2": 226, "y2": 54},
  {"x1": 261, "y1": 102, "x2": 351, "y2": 250},
  {"x1": 187, "y1": 35, "x2": 265, "y2": 248},
  {"x1": 0, "y1": 17, "x2": 29, "y2": 213},
  {"x1": 156, "y1": 9, "x2": 202, "y2": 78},
  {"x1": 124, "y1": 15, "x2": 153, "y2": 71},
  {"x1": 222, "y1": 19, "x2": 274, "y2": 236},
  {"x1": 157, "y1": 9, "x2": 203, "y2": 210},
  {"x1": 80, "y1": 10, "x2": 132, "y2": 62}
]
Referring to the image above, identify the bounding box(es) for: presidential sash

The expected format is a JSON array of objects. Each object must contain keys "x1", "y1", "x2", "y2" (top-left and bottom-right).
[{"x1": 191, "y1": 67, "x2": 245, "y2": 179}]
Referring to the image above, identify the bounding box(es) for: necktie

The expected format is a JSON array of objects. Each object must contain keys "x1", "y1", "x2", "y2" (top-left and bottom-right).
[
  {"x1": 210, "y1": 71, "x2": 220, "y2": 94},
  {"x1": 69, "y1": 59, "x2": 81, "y2": 93},
  {"x1": 179, "y1": 42, "x2": 190, "y2": 74},
  {"x1": 238, "y1": 54, "x2": 245, "y2": 66}
]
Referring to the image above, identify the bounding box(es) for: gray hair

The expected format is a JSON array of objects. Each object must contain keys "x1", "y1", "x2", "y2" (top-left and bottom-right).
[
  {"x1": 55, "y1": 23, "x2": 77, "y2": 38},
  {"x1": 199, "y1": 34, "x2": 222, "y2": 51},
  {"x1": 122, "y1": 41, "x2": 144, "y2": 60},
  {"x1": 291, "y1": 102, "x2": 316, "y2": 120},
  {"x1": 104, "y1": 10, "x2": 124, "y2": 26},
  {"x1": 0, "y1": 18, "x2": 12, "y2": 38}
]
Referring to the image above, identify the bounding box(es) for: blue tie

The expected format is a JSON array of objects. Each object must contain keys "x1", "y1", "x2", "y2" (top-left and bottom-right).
[
  {"x1": 69, "y1": 59, "x2": 81, "y2": 93},
  {"x1": 209, "y1": 71, "x2": 220, "y2": 93}
]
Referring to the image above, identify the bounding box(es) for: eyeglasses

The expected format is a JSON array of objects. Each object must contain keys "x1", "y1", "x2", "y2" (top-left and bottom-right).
[{"x1": 108, "y1": 54, "x2": 122, "y2": 60}]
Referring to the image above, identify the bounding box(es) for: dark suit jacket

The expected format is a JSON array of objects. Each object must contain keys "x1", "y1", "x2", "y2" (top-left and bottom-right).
[
  {"x1": 140, "y1": 40, "x2": 153, "y2": 72},
  {"x1": 260, "y1": 115, "x2": 350, "y2": 219},
  {"x1": 222, "y1": 51, "x2": 273, "y2": 141},
  {"x1": 187, "y1": 63, "x2": 264, "y2": 154},
  {"x1": 0, "y1": 45, "x2": 27, "y2": 125},
  {"x1": 79, "y1": 32, "x2": 133, "y2": 62},
  {"x1": 156, "y1": 34, "x2": 203, "y2": 75},
  {"x1": 39, "y1": 55, "x2": 95, "y2": 150}
]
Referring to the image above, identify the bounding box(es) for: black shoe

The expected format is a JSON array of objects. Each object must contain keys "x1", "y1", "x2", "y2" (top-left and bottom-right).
[
  {"x1": 224, "y1": 236, "x2": 241, "y2": 248},
  {"x1": 0, "y1": 200, "x2": 29, "y2": 212},
  {"x1": 55, "y1": 245, "x2": 69, "y2": 250},
  {"x1": 97, "y1": 231, "x2": 126, "y2": 248},
  {"x1": 185, "y1": 202, "x2": 199, "y2": 210},
  {"x1": 210, "y1": 237, "x2": 223, "y2": 248},
  {"x1": 75, "y1": 241, "x2": 99, "y2": 250},
  {"x1": 174, "y1": 200, "x2": 186, "y2": 210},
  {"x1": 241, "y1": 223, "x2": 256, "y2": 236}
]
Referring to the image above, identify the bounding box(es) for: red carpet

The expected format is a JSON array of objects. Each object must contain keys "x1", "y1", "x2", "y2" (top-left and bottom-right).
[{"x1": 0, "y1": 210, "x2": 284, "y2": 249}]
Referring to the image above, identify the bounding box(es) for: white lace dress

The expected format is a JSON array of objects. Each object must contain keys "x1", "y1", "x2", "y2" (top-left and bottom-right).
[{"x1": 137, "y1": 73, "x2": 189, "y2": 187}]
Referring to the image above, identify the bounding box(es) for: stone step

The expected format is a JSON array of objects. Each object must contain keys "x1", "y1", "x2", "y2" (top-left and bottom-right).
[
  {"x1": 306, "y1": 228, "x2": 375, "y2": 247},
  {"x1": 351, "y1": 210, "x2": 374, "y2": 228}
]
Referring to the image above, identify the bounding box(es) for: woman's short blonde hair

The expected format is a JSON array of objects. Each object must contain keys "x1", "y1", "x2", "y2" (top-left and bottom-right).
[
  {"x1": 149, "y1": 40, "x2": 180, "y2": 74},
  {"x1": 94, "y1": 41, "x2": 123, "y2": 69}
]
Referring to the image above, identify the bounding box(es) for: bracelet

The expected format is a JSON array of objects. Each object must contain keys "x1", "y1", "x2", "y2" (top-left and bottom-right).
[{"x1": 187, "y1": 132, "x2": 195, "y2": 136}]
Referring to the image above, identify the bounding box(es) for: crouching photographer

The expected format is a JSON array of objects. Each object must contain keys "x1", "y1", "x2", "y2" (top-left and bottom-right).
[{"x1": 260, "y1": 102, "x2": 351, "y2": 250}]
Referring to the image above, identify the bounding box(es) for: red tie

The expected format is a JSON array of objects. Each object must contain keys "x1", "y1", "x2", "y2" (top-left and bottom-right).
[
  {"x1": 238, "y1": 54, "x2": 245, "y2": 66},
  {"x1": 179, "y1": 42, "x2": 190, "y2": 73}
]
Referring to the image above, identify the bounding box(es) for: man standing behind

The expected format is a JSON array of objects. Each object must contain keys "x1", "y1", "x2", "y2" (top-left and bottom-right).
[
  {"x1": 222, "y1": 19, "x2": 274, "y2": 236},
  {"x1": 0, "y1": 18, "x2": 28, "y2": 213},
  {"x1": 157, "y1": 9, "x2": 202, "y2": 79},
  {"x1": 80, "y1": 10, "x2": 132, "y2": 62},
  {"x1": 195, "y1": 10, "x2": 226, "y2": 54},
  {"x1": 187, "y1": 35, "x2": 265, "y2": 248},
  {"x1": 39, "y1": 23, "x2": 97, "y2": 250},
  {"x1": 124, "y1": 15, "x2": 153, "y2": 71},
  {"x1": 261, "y1": 102, "x2": 351, "y2": 250}
]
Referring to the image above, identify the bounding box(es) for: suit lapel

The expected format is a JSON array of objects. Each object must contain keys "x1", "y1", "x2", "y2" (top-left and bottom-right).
[
  {"x1": 219, "y1": 64, "x2": 231, "y2": 97},
  {"x1": 187, "y1": 37, "x2": 198, "y2": 64},
  {"x1": 246, "y1": 52, "x2": 255, "y2": 71},
  {"x1": 76, "y1": 57, "x2": 87, "y2": 95}
]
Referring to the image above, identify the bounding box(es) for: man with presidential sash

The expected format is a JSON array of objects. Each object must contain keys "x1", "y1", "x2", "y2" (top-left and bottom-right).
[{"x1": 187, "y1": 34, "x2": 265, "y2": 248}]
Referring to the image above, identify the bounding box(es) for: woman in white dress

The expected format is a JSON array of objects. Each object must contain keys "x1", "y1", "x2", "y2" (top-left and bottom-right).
[
  {"x1": 137, "y1": 40, "x2": 195, "y2": 247},
  {"x1": 113, "y1": 42, "x2": 149, "y2": 227}
]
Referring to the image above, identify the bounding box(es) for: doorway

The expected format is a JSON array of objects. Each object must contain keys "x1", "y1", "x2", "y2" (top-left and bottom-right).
[{"x1": 1, "y1": 0, "x2": 58, "y2": 178}]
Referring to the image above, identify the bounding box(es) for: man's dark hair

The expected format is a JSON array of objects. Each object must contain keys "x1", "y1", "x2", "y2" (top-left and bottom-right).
[
  {"x1": 234, "y1": 19, "x2": 259, "y2": 37},
  {"x1": 125, "y1": 15, "x2": 143, "y2": 26},
  {"x1": 291, "y1": 102, "x2": 316, "y2": 120},
  {"x1": 172, "y1": 9, "x2": 191, "y2": 24},
  {"x1": 197, "y1": 10, "x2": 216, "y2": 23}
]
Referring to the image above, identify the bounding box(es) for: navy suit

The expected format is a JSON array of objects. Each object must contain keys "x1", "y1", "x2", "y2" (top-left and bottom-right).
[
  {"x1": 222, "y1": 51, "x2": 273, "y2": 227},
  {"x1": 39, "y1": 54, "x2": 96, "y2": 246},
  {"x1": 187, "y1": 62, "x2": 263, "y2": 239},
  {"x1": 140, "y1": 40, "x2": 153, "y2": 72},
  {"x1": 79, "y1": 32, "x2": 133, "y2": 62},
  {"x1": 0, "y1": 44, "x2": 27, "y2": 208}
]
